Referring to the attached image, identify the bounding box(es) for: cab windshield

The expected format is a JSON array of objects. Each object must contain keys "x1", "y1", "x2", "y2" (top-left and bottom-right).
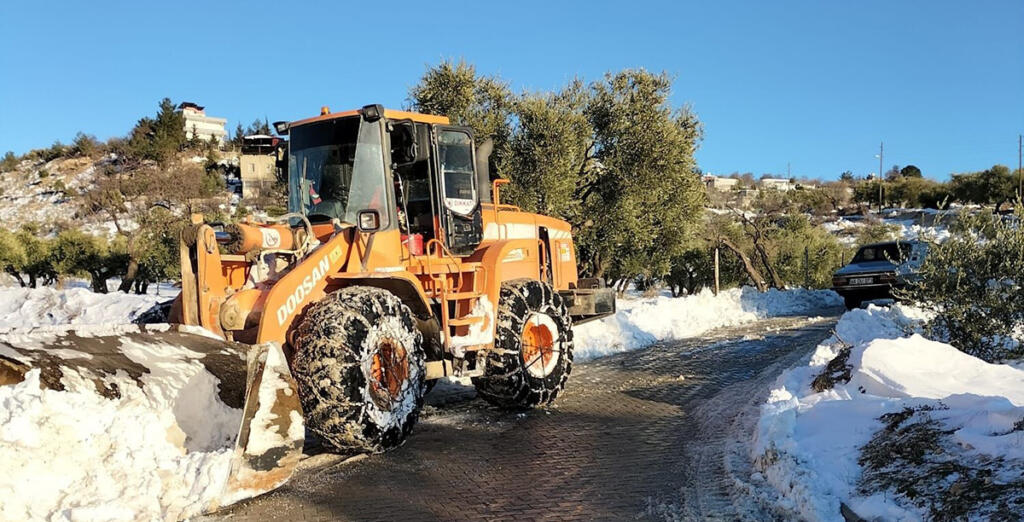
[{"x1": 287, "y1": 116, "x2": 391, "y2": 228}]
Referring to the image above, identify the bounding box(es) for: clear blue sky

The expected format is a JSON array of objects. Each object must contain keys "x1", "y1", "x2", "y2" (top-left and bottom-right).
[{"x1": 1, "y1": 1, "x2": 1021, "y2": 180}]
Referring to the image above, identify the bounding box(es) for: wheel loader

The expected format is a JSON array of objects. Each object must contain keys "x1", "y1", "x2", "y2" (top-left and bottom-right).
[{"x1": 0, "y1": 104, "x2": 615, "y2": 501}]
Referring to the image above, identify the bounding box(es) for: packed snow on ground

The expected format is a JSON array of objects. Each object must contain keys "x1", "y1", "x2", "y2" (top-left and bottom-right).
[
  {"x1": 0, "y1": 285, "x2": 164, "y2": 329},
  {"x1": 823, "y1": 209, "x2": 952, "y2": 247},
  {"x1": 753, "y1": 304, "x2": 1024, "y2": 520},
  {"x1": 0, "y1": 331, "x2": 248, "y2": 521},
  {"x1": 572, "y1": 286, "x2": 843, "y2": 361}
]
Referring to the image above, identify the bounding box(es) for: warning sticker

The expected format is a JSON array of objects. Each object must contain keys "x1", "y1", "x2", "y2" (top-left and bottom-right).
[{"x1": 260, "y1": 228, "x2": 282, "y2": 248}]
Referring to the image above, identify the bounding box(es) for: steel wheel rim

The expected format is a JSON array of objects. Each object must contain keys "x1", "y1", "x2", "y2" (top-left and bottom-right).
[
  {"x1": 369, "y1": 338, "x2": 409, "y2": 409},
  {"x1": 522, "y1": 313, "x2": 559, "y2": 378}
]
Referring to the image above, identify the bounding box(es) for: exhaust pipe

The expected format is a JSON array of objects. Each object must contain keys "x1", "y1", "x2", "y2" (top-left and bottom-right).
[{"x1": 476, "y1": 138, "x2": 494, "y2": 203}]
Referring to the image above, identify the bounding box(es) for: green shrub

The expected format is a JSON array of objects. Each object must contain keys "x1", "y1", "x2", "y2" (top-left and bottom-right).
[
  {"x1": 265, "y1": 205, "x2": 288, "y2": 217},
  {"x1": 855, "y1": 221, "x2": 899, "y2": 246},
  {"x1": 771, "y1": 215, "x2": 848, "y2": 288},
  {"x1": 1, "y1": 151, "x2": 18, "y2": 172},
  {"x1": 37, "y1": 168, "x2": 50, "y2": 179},
  {"x1": 53, "y1": 230, "x2": 125, "y2": 293},
  {"x1": 902, "y1": 210, "x2": 1024, "y2": 361},
  {"x1": 664, "y1": 247, "x2": 726, "y2": 296},
  {"x1": 71, "y1": 132, "x2": 100, "y2": 157},
  {"x1": 0, "y1": 227, "x2": 57, "y2": 287}
]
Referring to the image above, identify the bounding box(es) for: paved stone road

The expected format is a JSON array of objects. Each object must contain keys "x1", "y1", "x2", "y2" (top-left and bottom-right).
[{"x1": 204, "y1": 315, "x2": 838, "y2": 521}]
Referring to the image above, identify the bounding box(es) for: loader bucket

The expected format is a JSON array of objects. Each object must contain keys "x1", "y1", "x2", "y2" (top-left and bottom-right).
[{"x1": 0, "y1": 324, "x2": 304, "y2": 514}]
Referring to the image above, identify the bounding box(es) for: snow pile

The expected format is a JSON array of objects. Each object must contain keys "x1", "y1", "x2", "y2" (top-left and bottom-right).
[
  {"x1": 823, "y1": 211, "x2": 951, "y2": 247},
  {"x1": 573, "y1": 287, "x2": 842, "y2": 360},
  {"x1": 0, "y1": 286, "x2": 163, "y2": 329},
  {"x1": 0, "y1": 336, "x2": 245, "y2": 521},
  {"x1": 753, "y1": 305, "x2": 1024, "y2": 520}
]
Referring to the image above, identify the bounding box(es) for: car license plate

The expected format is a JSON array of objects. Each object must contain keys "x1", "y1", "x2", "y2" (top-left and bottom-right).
[{"x1": 850, "y1": 277, "x2": 874, "y2": 285}]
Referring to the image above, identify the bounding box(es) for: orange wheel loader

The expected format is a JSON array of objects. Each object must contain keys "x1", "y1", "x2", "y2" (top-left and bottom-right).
[{"x1": 0, "y1": 104, "x2": 615, "y2": 495}]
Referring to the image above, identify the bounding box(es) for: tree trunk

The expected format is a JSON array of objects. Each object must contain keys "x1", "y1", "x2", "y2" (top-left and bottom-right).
[
  {"x1": 592, "y1": 252, "x2": 605, "y2": 280},
  {"x1": 28, "y1": 273, "x2": 37, "y2": 289},
  {"x1": 119, "y1": 258, "x2": 139, "y2": 293},
  {"x1": 615, "y1": 278, "x2": 629, "y2": 296},
  {"x1": 717, "y1": 237, "x2": 768, "y2": 292},
  {"x1": 753, "y1": 242, "x2": 785, "y2": 290},
  {"x1": 5, "y1": 268, "x2": 27, "y2": 288},
  {"x1": 89, "y1": 272, "x2": 108, "y2": 293}
]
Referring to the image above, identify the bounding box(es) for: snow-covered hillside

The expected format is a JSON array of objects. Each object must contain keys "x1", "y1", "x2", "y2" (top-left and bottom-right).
[
  {"x1": 0, "y1": 153, "x2": 242, "y2": 236},
  {"x1": 754, "y1": 305, "x2": 1023, "y2": 520},
  {"x1": 0, "y1": 156, "x2": 102, "y2": 232}
]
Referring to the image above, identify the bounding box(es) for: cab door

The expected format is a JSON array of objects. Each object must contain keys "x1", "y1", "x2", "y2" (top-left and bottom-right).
[{"x1": 432, "y1": 125, "x2": 483, "y2": 255}]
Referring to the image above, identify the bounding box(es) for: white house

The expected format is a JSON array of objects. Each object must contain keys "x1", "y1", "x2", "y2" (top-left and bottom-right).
[
  {"x1": 759, "y1": 178, "x2": 794, "y2": 191},
  {"x1": 179, "y1": 102, "x2": 227, "y2": 146},
  {"x1": 703, "y1": 175, "x2": 741, "y2": 190},
  {"x1": 240, "y1": 135, "x2": 281, "y2": 198}
]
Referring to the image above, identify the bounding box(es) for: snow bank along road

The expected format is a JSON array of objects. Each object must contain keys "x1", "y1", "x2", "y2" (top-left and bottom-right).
[{"x1": 202, "y1": 314, "x2": 840, "y2": 521}]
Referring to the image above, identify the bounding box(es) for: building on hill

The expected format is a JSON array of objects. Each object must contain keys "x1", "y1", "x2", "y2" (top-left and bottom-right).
[
  {"x1": 239, "y1": 135, "x2": 282, "y2": 199},
  {"x1": 759, "y1": 178, "x2": 794, "y2": 191},
  {"x1": 179, "y1": 102, "x2": 227, "y2": 147},
  {"x1": 703, "y1": 175, "x2": 740, "y2": 191}
]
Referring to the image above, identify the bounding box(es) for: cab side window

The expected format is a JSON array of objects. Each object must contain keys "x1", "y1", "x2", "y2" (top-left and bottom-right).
[{"x1": 438, "y1": 130, "x2": 476, "y2": 212}]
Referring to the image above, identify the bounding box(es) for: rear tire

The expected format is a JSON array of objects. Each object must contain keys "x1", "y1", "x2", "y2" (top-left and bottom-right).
[
  {"x1": 844, "y1": 295, "x2": 862, "y2": 310},
  {"x1": 292, "y1": 287, "x2": 426, "y2": 453},
  {"x1": 472, "y1": 279, "x2": 574, "y2": 409}
]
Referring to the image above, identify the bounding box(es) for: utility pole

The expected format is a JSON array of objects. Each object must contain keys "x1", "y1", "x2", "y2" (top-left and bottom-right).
[
  {"x1": 877, "y1": 141, "x2": 884, "y2": 212},
  {"x1": 713, "y1": 247, "x2": 720, "y2": 296},
  {"x1": 1018, "y1": 134, "x2": 1022, "y2": 202}
]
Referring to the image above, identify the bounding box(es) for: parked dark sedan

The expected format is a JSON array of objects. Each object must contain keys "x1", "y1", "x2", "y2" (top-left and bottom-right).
[{"x1": 832, "y1": 240, "x2": 928, "y2": 309}]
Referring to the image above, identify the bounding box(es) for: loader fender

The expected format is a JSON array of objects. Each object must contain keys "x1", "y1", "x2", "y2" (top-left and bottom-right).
[
  {"x1": 472, "y1": 238, "x2": 543, "y2": 309},
  {"x1": 256, "y1": 234, "x2": 352, "y2": 345},
  {"x1": 327, "y1": 270, "x2": 433, "y2": 319},
  {"x1": 325, "y1": 272, "x2": 442, "y2": 362}
]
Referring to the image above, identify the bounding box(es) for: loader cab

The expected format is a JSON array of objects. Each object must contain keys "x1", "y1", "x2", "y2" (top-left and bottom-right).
[
  {"x1": 286, "y1": 105, "x2": 484, "y2": 256},
  {"x1": 389, "y1": 121, "x2": 484, "y2": 256},
  {"x1": 286, "y1": 110, "x2": 394, "y2": 230}
]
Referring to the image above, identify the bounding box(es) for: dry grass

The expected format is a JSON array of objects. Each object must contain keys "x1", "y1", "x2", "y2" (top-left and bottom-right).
[{"x1": 858, "y1": 406, "x2": 1024, "y2": 521}]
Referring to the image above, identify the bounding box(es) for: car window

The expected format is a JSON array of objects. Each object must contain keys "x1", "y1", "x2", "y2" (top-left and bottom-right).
[{"x1": 852, "y1": 243, "x2": 912, "y2": 264}]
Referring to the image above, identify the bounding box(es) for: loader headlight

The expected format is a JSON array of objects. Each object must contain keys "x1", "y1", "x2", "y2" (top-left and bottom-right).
[
  {"x1": 358, "y1": 209, "x2": 381, "y2": 232},
  {"x1": 360, "y1": 104, "x2": 384, "y2": 122},
  {"x1": 273, "y1": 121, "x2": 289, "y2": 135}
]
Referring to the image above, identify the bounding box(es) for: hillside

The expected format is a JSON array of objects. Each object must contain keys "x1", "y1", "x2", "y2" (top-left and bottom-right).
[{"x1": 0, "y1": 152, "x2": 241, "y2": 236}]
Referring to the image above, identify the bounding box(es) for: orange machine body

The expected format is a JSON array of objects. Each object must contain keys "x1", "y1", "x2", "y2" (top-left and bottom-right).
[{"x1": 176, "y1": 106, "x2": 589, "y2": 379}]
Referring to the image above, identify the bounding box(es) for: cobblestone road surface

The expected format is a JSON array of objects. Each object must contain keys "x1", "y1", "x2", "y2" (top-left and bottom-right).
[{"x1": 204, "y1": 314, "x2": 838, "y2": 521}]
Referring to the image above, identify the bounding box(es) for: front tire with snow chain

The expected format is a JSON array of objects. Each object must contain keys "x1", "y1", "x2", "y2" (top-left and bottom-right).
[
  {"x1": 292, "y1": 287, "x2": 426, "y2": 453},
  {"x1": 472, "y1": 279, "x2": 574, "y2": 409}
]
